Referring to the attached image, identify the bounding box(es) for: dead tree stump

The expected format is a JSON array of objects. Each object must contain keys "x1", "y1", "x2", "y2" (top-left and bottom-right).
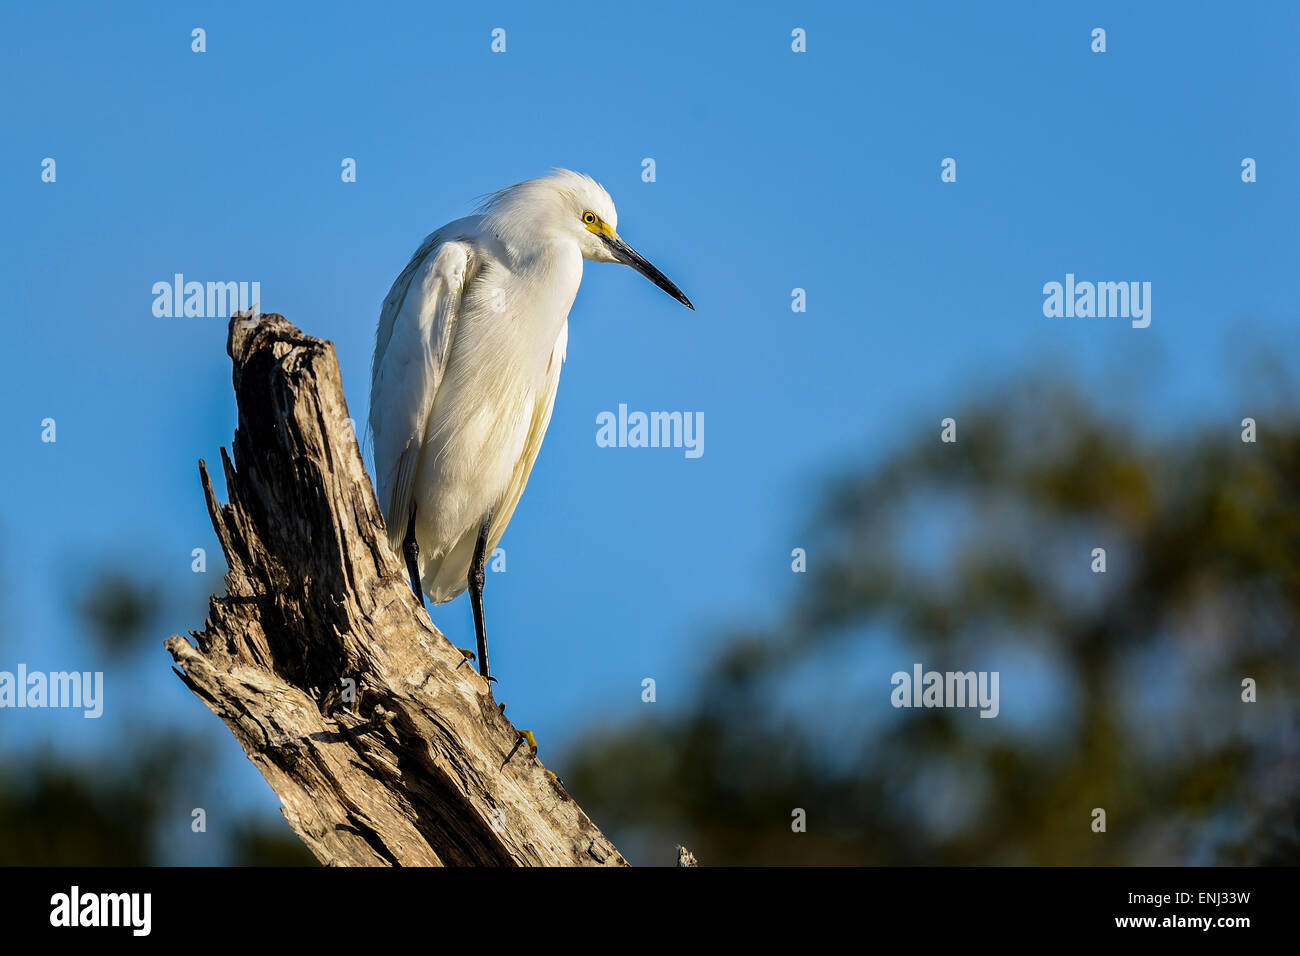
[{"x1": 164, "y1": 311, "x2": 626, "y2": 867}]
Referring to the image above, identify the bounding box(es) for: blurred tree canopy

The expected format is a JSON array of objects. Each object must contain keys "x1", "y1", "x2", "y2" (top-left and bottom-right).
[
  {"x1": 0, "y1": 560, "x2": 315, "y2": 866},
  {"x1": 564, "y1": 375, "x2": 1300, "y2": 865}
]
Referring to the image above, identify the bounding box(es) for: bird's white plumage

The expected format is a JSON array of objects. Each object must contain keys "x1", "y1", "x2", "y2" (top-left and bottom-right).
[
  {"x1": 370, "y1": 171, "x2": 617, "y2": 603},
  {"x1": 370, "y1": 233, "x2": 474, "y2": 557}
]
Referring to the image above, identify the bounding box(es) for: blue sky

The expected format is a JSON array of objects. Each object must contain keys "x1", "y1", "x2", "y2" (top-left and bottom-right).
[{"x1": 1, "y1": 1, "x2": 1297, "y2": 852}]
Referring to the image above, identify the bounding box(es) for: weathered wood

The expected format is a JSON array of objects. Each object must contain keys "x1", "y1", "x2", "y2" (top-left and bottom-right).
[{"x1": 165, "y1": 311, "x2": 626, "y2": 867}]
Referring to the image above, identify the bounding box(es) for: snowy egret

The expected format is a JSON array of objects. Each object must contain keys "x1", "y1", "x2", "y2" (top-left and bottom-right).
[{"x1": 369, "y1": 169, "x2": 693, "y2": 683}]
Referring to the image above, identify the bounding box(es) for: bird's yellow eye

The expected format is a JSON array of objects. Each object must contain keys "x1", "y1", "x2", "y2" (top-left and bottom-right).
[{"x1": 583, "y1": 212, "x2": 596, "y2": 225}]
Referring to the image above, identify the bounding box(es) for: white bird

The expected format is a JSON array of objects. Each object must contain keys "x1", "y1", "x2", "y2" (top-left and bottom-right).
[{"x1": 369, "y1": 169, "x2": 693, "y2": 682}]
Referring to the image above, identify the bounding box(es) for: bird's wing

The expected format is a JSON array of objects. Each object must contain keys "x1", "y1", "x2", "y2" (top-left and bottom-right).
[
  {"x1": 487, "y1": 323, "x2": 569, "y2": 550},
  {"x1": 369, "y1": 234, "x2": 477, "y2": 554}
]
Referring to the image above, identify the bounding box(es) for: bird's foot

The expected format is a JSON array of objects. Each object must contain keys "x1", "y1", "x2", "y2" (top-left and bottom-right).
[
  {"x1": 455, "y1": 647, "x2": 479, "y2": 676},
  {"x1": 456, "y1": 648, "x2": 496, "y2": 685},
  {"x1": 504, "y1": 721, "x2": 553, "y2": 777}
]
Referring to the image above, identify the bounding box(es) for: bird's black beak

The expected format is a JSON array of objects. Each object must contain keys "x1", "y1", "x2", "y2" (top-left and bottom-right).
[{"x1": 601, "y1": 233, "x2": 694, "y2": 310}]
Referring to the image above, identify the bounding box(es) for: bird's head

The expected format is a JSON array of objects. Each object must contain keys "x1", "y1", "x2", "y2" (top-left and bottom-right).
[{"x1": 480, "y1": 169, "x2": 694, "y2": 310}]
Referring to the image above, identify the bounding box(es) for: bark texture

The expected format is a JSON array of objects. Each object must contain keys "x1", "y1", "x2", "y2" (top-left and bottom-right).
[{"x1": 164, "y1": 311, "x2": 626, "y2": 867}]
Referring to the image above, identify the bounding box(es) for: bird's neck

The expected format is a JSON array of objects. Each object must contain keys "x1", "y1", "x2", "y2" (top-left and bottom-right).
[{"x1": 502, "y1": 235, "x2": 581, "y2": 284}]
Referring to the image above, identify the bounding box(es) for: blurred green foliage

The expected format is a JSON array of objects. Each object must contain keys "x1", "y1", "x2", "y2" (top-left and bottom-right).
[
  {"x1": 564, "y1": 376, "x2": 1300, "y2": 865},
  {"x1": 0, "y1": 561, "x2": 314, "y2": 866},
  {"x1": 75, "y1": 571, "x2": 161, "y2": 660}
]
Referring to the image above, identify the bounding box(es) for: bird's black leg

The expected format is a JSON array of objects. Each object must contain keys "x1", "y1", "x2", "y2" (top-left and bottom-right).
[
  {"x1": 403, "y1": 506, "x2": 424, "y2": 606},
  {"x1": 468, "y1": 511, "x2": 493, "y2": 682}
]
